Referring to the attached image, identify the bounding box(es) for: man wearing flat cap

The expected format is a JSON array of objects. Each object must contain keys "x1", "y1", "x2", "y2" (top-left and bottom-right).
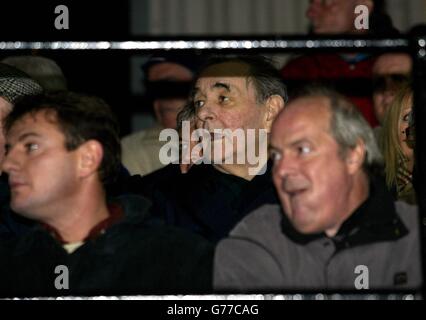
[{"x1": 0, "y1": 63, "x2": 43, "y2": 239}]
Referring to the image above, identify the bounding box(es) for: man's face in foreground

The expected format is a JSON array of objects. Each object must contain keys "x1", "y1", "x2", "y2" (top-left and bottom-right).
[
  {"x1": 270, "y1": 97, "x2": 355, "y2": 236},
  {"x1": 2, "y1": 110, "x2": 80, "y2": 221}
]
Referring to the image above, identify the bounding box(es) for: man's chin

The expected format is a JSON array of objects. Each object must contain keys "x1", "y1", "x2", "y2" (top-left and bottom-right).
[
  {"x1": 293, "y1": 223, "x2": 321, "y2": 235},
  {"x1": 290, "y1": 213, "x2": 321, "y2": 235},
  {"x1": 10, "y1": 202, "x2": 37, "y2": 220}
]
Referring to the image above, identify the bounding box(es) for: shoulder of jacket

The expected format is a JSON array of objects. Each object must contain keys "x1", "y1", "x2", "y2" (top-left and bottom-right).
[
  {"x1": 394, "y1": 201, "x2": 420, "y2": 232},
  {"x1": 230, "y1": 204, "x2": 282, "y2": 237}
]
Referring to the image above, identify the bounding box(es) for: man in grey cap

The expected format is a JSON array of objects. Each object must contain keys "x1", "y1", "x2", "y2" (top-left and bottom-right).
[
  {"x1": 0, "y1": 63, "x2": 43, "y2": 163},
  {"x1": 2, "y1": 55, "x2": 67, "y2": 93},
  {"x1": 0, "y1": 62, "x2": 43, "y2": 239}
]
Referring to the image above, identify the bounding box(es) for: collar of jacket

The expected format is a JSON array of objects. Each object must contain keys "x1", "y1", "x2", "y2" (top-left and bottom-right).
[
  {"x1": 280, "y1": 174, "x2": 409, "y2": 250},
  {"x1": 12, "y1": 194, "x2": 153, "y2": 254}
]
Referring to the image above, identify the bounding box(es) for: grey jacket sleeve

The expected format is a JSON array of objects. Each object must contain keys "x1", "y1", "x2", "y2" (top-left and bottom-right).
[{"x1": 213, "y1": 237, "x2": 283, "y2": 292}]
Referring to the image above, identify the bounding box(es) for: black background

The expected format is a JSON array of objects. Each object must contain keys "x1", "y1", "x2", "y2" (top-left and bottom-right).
[{"x1": 0, "y1": 1, "x2": 135, "y2": 136}]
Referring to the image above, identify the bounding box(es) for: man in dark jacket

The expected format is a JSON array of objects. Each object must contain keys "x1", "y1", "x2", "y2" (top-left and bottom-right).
[
  {"x1": 214, "y1": 86, "x2": 422, "y2": 291},
  {"x1": 136, "y1": 55, "x2": 288, "y2": 243},
  {"x1": 0, "y1": 92, "x2": 213, "y2": 297}
]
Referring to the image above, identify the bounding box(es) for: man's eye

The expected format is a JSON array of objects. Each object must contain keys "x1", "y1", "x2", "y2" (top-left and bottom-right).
[
  {"x1": 219, "y1": 96, "x2": 229, "y2": 103},
  {"x1": 270, "y1": 150, "x2": 282, "y2": 162},
  {"x1": 194, "y1": 100, "x2": 205, "y2": 108},
  {"x1": 298, "y1": 145, "x2": 311, "y2": 155},
  {"x1": 26, "y1": 143, "x2": 39, "y2": 152}
]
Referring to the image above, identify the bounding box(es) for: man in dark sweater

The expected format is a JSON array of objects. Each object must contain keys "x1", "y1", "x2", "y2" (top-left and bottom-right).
[
  {"x1": 136, "y1": 55, "x2": 288, "y2": 243},
  {"x1": 0, "y1": 92, "x2": 213, "y2": 297}
]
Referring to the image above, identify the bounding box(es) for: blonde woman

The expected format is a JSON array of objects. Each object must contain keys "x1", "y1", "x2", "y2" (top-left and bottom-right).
[{"x1": 380, "y1": 85, "x2": 416, "y2": 204}]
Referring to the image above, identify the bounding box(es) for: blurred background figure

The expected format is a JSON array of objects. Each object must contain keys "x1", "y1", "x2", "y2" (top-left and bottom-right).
[
  {"x1": 371, "y1": 53, "x2": 412, "y2": 141},
  {"x1": 306, "y1": 0, "x2": 396, "y2": 35},
  {"x1": 281, "y1": 0, "x2": 399, "y2": 127},
  {"x1": 2, "y1": 55, "x2": 67, "y2": 93},
  {"x1": 380, "y1": 85, "x2": 416, "y2": 204},
  {"x1": 121, "y1": 52, "x2": 203, "y2": 176}
]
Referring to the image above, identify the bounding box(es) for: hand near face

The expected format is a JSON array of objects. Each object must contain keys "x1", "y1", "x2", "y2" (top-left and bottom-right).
[{"x1": 179, "y1": 120, "x2": 198, "y2": 174}]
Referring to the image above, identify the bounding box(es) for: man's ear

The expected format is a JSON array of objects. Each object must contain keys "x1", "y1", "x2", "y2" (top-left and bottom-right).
[
  {"x1": 346, "y1": 139, "x2": 366, "y2": 175},
  {"x1": 77, "y1": 140, "x2": 104, "y2": 179},
  {"x1": 264, "y1": 95, "x2": 285, "y2": 133}
]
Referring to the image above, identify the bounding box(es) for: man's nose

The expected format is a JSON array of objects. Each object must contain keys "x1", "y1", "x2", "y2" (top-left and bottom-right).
[
  {"x1": 273, "y1": 154, "x2": 298, "y2": 179},
  {"x1": 383, "y1": 90, "x2": 396, "y2": 107},
  {"x1": 196, "y1": 101, "x2": 216, "y2": 123},
  {"x1": 1, "y1": 148, "x2": 20, "y2": 174}
]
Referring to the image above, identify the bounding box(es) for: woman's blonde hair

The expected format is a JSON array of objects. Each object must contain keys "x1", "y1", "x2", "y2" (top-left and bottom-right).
[{"x1": 380, "y1": 85, "x2": 413, "y2": 188}]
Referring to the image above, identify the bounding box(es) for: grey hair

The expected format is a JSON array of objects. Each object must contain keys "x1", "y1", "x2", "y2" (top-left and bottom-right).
[{"x1": 296, "y1": 86, "x2": 383, "y2": 174}]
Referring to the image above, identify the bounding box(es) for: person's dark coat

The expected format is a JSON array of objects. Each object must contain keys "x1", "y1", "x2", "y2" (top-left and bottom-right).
[
  {"x1": 0, "y1": 175, "x2": 34, "y2": 240},
  {"x1": 0, "y1": 194, "x2": 213, "y2": 297},
  {"x1": 133, "y1": 162, "x2": 278, "y2": 243}
]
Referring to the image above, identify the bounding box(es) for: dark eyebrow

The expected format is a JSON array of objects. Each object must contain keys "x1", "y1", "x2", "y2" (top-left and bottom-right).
[
  {"x1": 192, "y1": 82, "x2": 232, "y2": 98},
  {"x1": 212, "y1": 82, "x2": 231, "y2": 92},
  {"x1": 17, "y1": 132, "x2": 42, "y2": 142}
]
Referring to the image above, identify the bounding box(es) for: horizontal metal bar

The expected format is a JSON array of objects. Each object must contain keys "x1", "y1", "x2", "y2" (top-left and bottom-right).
[
  {"x1": 0, "y1": 38, "x2": 411, "y2": 51},
  {"x1": 6, "y1": 293, "x2": 422, "y2": 300}
]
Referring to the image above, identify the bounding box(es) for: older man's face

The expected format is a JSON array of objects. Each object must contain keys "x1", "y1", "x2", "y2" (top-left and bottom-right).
[
  {"x1": 193, "y1": 62, "x2": 268, "y2": 164},
  {"x1": 270, "y1": 97, "x2": 355, "y2": 236}
]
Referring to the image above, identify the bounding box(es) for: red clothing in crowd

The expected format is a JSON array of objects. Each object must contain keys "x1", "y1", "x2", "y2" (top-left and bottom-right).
[{"x1": 281, "y1": 53, "x2": 378, "y2": 127}]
